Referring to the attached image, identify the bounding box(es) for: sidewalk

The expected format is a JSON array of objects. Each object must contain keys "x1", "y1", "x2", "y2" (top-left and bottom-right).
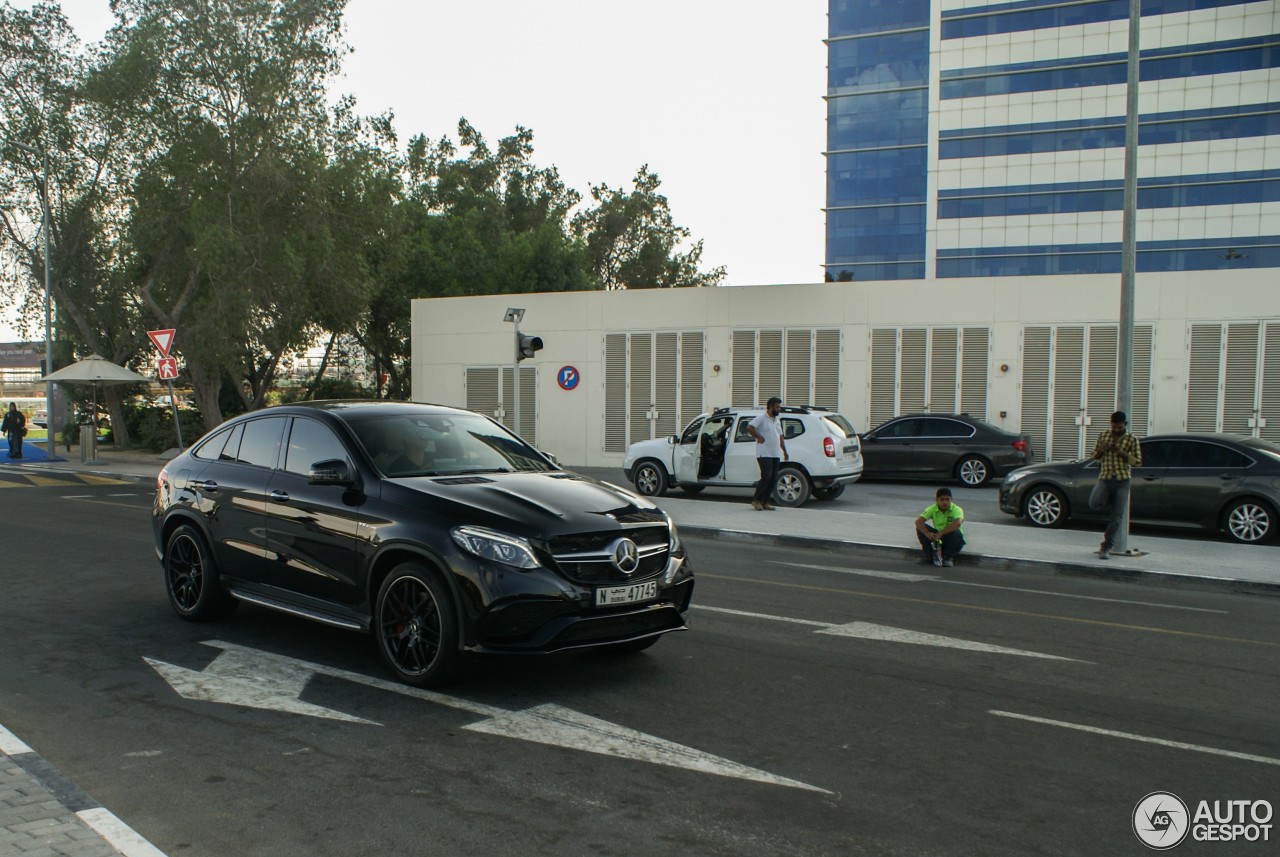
[{"x1": 20, "y1": 447, "x2": 1280, "y2": 595}]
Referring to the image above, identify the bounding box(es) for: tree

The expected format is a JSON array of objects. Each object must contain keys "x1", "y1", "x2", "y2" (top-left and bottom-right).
[{"x1": 572, "y1": 165, "x2": 726, "y2": 290}]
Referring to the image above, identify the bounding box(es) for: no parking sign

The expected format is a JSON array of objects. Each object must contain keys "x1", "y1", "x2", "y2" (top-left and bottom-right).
[{"x1": 557, "y1": 366, "x2": 580, "y2": 391}]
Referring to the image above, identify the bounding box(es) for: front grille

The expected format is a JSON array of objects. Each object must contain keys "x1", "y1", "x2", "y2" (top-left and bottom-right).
[{"x1": 548, "y1": 525, "x2": 671, "y2": 585}]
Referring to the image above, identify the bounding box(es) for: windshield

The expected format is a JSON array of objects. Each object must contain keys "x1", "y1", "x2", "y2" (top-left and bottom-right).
[
  {"x1": 348, "y1": 412, "x2": 554, "y2": 477},
  {"x1": 822, "y1": 414, "x2": 857, "y2": 438}
]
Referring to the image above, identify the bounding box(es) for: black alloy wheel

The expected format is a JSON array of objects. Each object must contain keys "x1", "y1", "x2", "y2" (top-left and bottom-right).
[
  {"x1": 163, "y1": 524, "x2": 236, "y2": 621},
  {"x1": 375, "y1": 564, "x2": 459, "y2": 687}
]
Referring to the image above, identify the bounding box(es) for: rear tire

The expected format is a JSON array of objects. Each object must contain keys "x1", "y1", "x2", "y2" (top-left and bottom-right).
[
  {"x1": 813, "y1": 485, "x2": 845, "y2": 501},
  {"x1": 772, "y1": 466, "x2": 812, "y2": 507},
  {"x1": 375, "y1": 563, "x2": 459, "y2": 687},
  {"x1": 163, "y1": 524, "x2": 237, "y2": 621},
  {"x1": 1222, "y1": 498, "x2": 1276, "y2": 544},
  {"x1": 632, "y1": 461, "x2": 668, "y2": 497},
  {"x1": 956, "y1": 455, "x2": 992, "y2": 487},
  {"x1": 1022, "y1": 485, "x2": 1068, "y2": 528}
]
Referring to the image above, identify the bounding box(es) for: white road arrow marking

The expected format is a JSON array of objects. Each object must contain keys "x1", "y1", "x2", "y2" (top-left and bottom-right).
[
  {"x1": 146, "y1": 641, "x2": 825, "y2": 792},
  {"x1": 144, "y1": 649, "x2": 378, "y2": 724},
  {"x1": 465, "y1": 704, "x2": 830, "y2": 793},
  {"x1": 695, "y1": 605, "x2": 1084, "y2": 662},
  {"x1": 777, "y1": 561, "x2": 938, "y2": 582}
]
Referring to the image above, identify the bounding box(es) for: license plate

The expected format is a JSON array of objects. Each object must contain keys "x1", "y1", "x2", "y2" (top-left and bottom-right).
[
  {"x1": 843, "y1": 445, "x2": 858, "y2": 458},
  {"x1": 596, "y1": 580, "x2": 658, "y2": 607}
]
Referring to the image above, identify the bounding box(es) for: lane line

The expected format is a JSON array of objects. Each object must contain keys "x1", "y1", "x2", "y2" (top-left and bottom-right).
[
  {"x1": 775, "y1": 561, "x2": 1228, "y2": 613},
  {"x1": 990, "y1": 710, "x2": 1280, "y2": 766},
  {"x1": 699, "y1": 573, "x2": 1280, "y2": 648},
  {"x1": 693, "y1": 604, "x2": 832, "y2": 628}
]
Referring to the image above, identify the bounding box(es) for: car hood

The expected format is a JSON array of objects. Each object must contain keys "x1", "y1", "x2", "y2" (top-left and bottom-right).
[{"x1": 386, "y1": 470, "x2": 662, "y2": 537}]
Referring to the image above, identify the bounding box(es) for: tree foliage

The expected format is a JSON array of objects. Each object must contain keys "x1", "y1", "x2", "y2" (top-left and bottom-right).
[{"x1": 0, "y1": 0, "x2": 727, "y2": 437}]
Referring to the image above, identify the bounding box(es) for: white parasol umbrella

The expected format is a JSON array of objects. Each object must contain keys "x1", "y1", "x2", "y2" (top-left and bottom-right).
[{"x1": 42, "y1": 353, "x2": 150, "y2": 423}]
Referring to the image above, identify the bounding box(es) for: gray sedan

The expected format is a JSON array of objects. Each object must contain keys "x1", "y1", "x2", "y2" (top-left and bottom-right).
[{"x1": 998, "y1": 433, "x2": 1280, "y2": 544}]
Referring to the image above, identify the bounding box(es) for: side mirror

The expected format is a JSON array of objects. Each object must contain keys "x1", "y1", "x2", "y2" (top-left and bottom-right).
[
  {"x1": 862, "y1": 432, "x2": 877, "y2": 443},
  {"x1": 541, "y1": 450, "x2": 559, "y2": 466},
  {"x1": 669, "y1": 435, "x2": 679, "y2": 445},
  {"x1": 309, "y1": 459, "x2": 355, "y2": 486}
]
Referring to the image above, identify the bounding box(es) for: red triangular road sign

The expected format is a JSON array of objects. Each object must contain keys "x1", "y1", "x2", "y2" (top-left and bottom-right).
[{"x1": 147, "y1": 328, "x2": 176, "y2": 357}]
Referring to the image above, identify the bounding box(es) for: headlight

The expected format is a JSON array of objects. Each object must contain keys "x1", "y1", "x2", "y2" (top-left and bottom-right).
[
  {"x1": 1003, "y1": 469, "x2": 1030, "y2": 485},
  {"x1": 451, "y1": 526, "x2": 541, "y2": 570},
  {"x1": 668, "y1": 518, "x2": 683, "y2": 554}
]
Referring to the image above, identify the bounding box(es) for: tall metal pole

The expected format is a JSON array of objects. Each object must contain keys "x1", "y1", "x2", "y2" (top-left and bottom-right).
[
  {"x1": 1115, "y1": 0, "x2": 1141, "y2": 554},
  {"x1": 41, "y1": 150, "x2": 54, "y2": 458},
  {"x1": 513, "y1": 326, "x2": 522, "y2": 438}
]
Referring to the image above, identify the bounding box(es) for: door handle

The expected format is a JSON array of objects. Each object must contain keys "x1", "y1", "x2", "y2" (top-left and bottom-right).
[
  {"x1": 192, "y1": 480, "x2": 218, "y2": 492},
  {"x1": 1219, "y1": 474, "x2": 1241, "y2": 481},
  {"x1": 270, "y1": 490, "x2": 290, "y2": 503},
  {"x1": 1141, "y1": 475, "x2": 1160, "y2": 481}
]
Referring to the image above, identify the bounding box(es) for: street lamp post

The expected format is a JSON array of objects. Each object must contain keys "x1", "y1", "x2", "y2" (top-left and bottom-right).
[
  {"x1": 5, "y1": 139, "x2": 55, "y2": 456},
  {"x1": 504, "y1": 307, "x2": 525, "y2": 435}
]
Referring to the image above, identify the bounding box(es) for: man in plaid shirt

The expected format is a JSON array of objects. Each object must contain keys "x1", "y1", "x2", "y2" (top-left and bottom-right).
[{"x1": 1088, "y1": 410, "x2": 1142, "y2": 558}]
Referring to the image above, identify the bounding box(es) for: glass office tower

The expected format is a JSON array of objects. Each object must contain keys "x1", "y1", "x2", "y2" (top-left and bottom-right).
[{"x1": 825, "y1": 0, "x2": 1280, "y2": 280}]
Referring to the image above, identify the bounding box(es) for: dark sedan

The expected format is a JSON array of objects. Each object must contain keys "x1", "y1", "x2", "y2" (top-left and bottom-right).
[
  {"x1": 999, "y1": 433, "x2": 1280, "y2": 544},
  {"x1": 152, "y1": 401, "x2": 694, "y2": 686},
  {"x1": 860, "y1": 414, "x2": 1032, "y2": 487}
]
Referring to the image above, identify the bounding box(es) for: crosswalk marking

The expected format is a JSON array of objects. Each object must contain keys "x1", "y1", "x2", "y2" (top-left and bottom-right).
[{"x1": 0, "y1": 471, "x2": 130, "y2": 488}]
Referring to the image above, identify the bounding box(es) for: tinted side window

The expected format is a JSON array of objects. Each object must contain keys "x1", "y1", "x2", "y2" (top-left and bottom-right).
[
  {"x1": 1138, "y1": 440, "x2": 1176, "y2": 468},
  {"x1": 781, "y1": 418, "x2": 805, "y2": 440},
  {"x1": 876, "y1": 419, "x2": 919, "y2": 438},
  {"x1": 1174, "y1": 441, "x2": 1252, "y2": 469},
  {"x1": 917, "y1": 418, "x2": 973, "y2": 438},
  {"x1": 680, "y1": 418, "x2": 705, "y2": 445},
  {"x1": 734, "y1": 417, "x2": 755, "y2": 443},
  {"x1": 237, "y1": 417, "x2": 285, "y2": 469},
  {"x1": 219, "y1": 424, "x2": 244, "y2": 461},
  {"x1": 284, "y1": 418, "x2": 349, "y2": 476},
  {"x1": 191, "y1": 427, "x2": 230, "y2": 461}
]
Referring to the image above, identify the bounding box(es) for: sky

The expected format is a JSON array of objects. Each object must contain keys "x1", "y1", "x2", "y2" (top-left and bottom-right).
[{"x1": 3, "y1": 0, "x2": 829, "y2": 341}]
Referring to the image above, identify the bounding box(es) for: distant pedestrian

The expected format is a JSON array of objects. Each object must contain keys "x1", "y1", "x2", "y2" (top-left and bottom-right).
[
  {"x1": 1089, "y1": 410, "x2": 1142, "y2": 559},
  {"x1": 914, "y1": 487, "x2": 965, "y2": 567},
  {"x1": 2, "y1": 402, "x2": 27, "y2": 459},
  {"x1": 746, "y1": 396, "x2": 788, "y2": 511}
]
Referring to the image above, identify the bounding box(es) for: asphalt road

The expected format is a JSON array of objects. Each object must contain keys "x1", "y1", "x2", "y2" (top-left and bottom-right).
[{"x1": 1, "y1": 472, "x2": 1278, "y2": 856}]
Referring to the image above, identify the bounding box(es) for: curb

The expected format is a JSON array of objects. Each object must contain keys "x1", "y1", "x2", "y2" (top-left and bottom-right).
[{"x1": 679, "y1": 525, "x2": 1280, "y2": 597}]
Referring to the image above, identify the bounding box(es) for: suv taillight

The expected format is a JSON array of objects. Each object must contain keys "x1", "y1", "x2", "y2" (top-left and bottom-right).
[
  {"x1": 823, "y1": 437, "x2": 836, "y2": 458},
  {"x1": 1012, "y1": 439, "x2": 1028, "y2": 452}
]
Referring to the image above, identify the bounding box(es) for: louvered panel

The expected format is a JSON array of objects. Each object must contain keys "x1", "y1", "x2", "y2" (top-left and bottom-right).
[
  {"x1": 899, "y1": 328, "x2": 927, "y2": 414},
  {"x1": 929, "y1": 328, "x2": 958, "y2": 413},
  {"x1": 1223, "y1": 323, "x2": 1260, "y2": 437},
  {"x1": 1051, "y1": 327, "x2": 1085, "y2": 460},
  {"x1": 1085, "y1": 325, "x2": 1118, "y2": 447},
  {"x1": 814, "y1": 329, "x2": 841, "y2": 410},
  {"x1": 1130, "y1": 325, "x2": 1153, "y2": 437},
  {"x1": 758, "y1": 330, "x2": 784, "y2": 405},
  {"x1": 1186, "y1": 324, "x2": 1223, "y2": 432},
  {"x1": 731, "y1": 330, "x2": 757, "y2": 408},
  {"x1": 786, "y1": 329, "x2": 813, "y2": 406},
  {"x1": 869, "y1": 329, "x2": 898, "y2": 427},
  {"x1": 629, "y1": 333, "x2": 653, "y2": 443},
  {"x1": 680, "y1": 331, "x2": 704, "y2": 427},
  {"x1": 1261, "y1": 323, "x2": 1280, "y2": 443},
  {"x1": 1021, "y1": 327, "x2": 1051, "y2": 462},
  {"x1": 960, "y1": 327, "x2": 989, "y2": 419},
  {"x1": 465, "y1": 368, "x2": 501, "y2": 421},
  {"x1": 518, "y1": 366, "x2": 536, "y2": 445},
  {"x1": 604, "y1": 333, "x2": 627, "y2": 452},
  {"x1": 654, "y1": 332, "x2": 679, "y2": 439},
  {"x1": 500, "y1": 367, "x2": 516, "y2": 434}
]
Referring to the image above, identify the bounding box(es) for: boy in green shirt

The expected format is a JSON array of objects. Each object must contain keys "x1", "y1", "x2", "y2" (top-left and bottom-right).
[{"x1": 914, "y1": 487, "x2": 965, "y2": 567}]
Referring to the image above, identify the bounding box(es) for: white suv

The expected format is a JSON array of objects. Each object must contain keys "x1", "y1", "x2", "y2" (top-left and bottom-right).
[{"x1": 623, "y1": 406, "x2": 863, "y2": 507}]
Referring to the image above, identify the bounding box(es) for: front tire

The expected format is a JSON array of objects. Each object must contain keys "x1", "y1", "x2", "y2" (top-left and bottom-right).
[
  {"x1": 163, "y1": 523, "x2": 237, "y2": 621},
  {"x1": 632, "y1": 461, "x2": 668, "y2": 497},
  {"x1": 1222, "y1": 498, "x2": 1276, "y2": 544},
  {"x1": 956, "y1": 455, "x2": 992, "y2": 487},
  {"x1": 1022, "y1": 485, "x2": 1068, "y2": 528},
  {"x1": 375, "y1": 563, "x2": 459, "y2": 687},
  {"x1": 773, "y1": 466, "x2": 812, "y2": 507}
]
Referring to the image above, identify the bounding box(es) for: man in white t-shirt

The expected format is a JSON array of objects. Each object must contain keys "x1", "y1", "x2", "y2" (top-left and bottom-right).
[{"x1": 745, "y1": 397, "x2": 788, "y2": 510}]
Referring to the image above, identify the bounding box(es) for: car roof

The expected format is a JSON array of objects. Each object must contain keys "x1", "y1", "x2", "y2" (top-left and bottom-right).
[
  {"x1": 228, "y1": 400, "x2": 480, "y2": 422},
  {"x1": 1141, "y1": 432, "x2": 1267, "y2": 445}
]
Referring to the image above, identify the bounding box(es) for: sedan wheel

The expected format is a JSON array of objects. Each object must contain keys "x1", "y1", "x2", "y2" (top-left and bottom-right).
[
  {"x1": 632, "y1": 461, "x2": 667, "y2": 497},
  {"x1": 163, "y1": 524, "x2": 236, "y2": 621},
  {"x1": 1023, "y1": 486, "x2": 1067, "y2": 528},
  {"x1": 772, "y1": 467, "x2": 811, "y2": 507},
  {"x1": 1223, "y1": 499, "x2": 1276, "y2": 544},
  {"x1": 375, "y1": 564, "x2": 458, "y2": 687},
  {"x1": 956, "y1": 456, "x2": 991, "y2": 487}
]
